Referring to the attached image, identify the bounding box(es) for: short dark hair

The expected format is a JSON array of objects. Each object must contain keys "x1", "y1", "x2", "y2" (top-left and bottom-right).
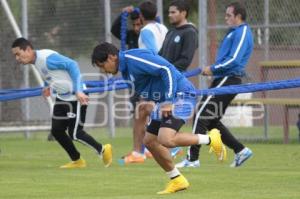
[
  {"x1": 130, "y1": 11, "x2": 140, "y2": 21},
  {"x1": 12, "y1": 37, "x2": 34, "y2": 50},
  {"x1": 139, "y1": 0, "x2": 157, "y2": 21},
  {"x1": 91, "y1": 42, "x2": 119, "y2": 66},
  {"x1": 169, "y1": 0, "x2": 190, "y2": 18},
  {"x1": 227, "y1": 2, "x2": 247, "y2": 21}
]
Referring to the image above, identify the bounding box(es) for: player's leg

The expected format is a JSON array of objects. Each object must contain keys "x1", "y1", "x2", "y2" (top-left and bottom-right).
[
  {"x1": 51, "y1": 99, "x2": 84, "y2": 168},
  {"x1": 143, "y1": 119, "x2": 189, "y2": 194},
  {"x1": 209, "y1": 76, "x2": 252, "y2": 167},
  {"x1": 144, "y1": 99, "x2": 222, "y2": 194},
  {"x1": 214, "y1": 121, "x2": 252, "y2": 167},
  {"x1": 130, "y1": 94, "x2": 145, "y2": 156},
  {"x1": 176, "y1": 95, "x2": 213, "y2": 168},
  {"x1": 68, "y1": 101, "x2": 112, "y2": 167},
  {"x1": 121, "y1": 101, "x2": 154, "y2": 164}
]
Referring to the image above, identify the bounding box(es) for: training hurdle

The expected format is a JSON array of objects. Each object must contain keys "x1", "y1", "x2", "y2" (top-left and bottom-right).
[{"x1": 231, "y1": 98, "x2": 300, "y2": 144}]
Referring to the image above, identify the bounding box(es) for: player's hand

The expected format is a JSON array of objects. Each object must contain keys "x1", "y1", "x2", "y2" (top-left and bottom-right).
[
  {"x1": 161, "y1": 103, "x2": 173, "y2": 118},
  {"x1": 76, "y1": 92, "x2": 89, "y2": 105},
  {"x1": 122, "y1": 6, "x2": 134, "y2": 13},
  {"x1": 42, "y1": 87, "x2": 51, "y2": 98},
  {"x1": 202, "y1": 66, "x2": 213, "y2": 76}
]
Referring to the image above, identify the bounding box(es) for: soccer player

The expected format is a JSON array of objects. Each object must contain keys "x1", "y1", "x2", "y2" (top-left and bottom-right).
[
  {"x1": 91, "y1": 42, "x2": 226, "y2": 194},
  {"x1": 138, "y1": 0, "x2": 168, "y2": 53},
  {"x1": 176, "y1": 2, "x2": 253, "y2": 168},
  {"x1": 159, "y1": 0, "x2": 199, "y2": 157},
  {"x1": 11, "y1": 38, "x2": 112, "y2": 169},
  {"x1": 111, "y1": 5, "x2": 147, "y2": 163},
  {"x1": 159, "y1": 0, "x2": 198, "y2": 72},
  {"x1": 111, "y1": 5, "x2": 142, "y2": 49},
  {"x1": 120, "y1": 0, "x2": 169, "y2": 164}
]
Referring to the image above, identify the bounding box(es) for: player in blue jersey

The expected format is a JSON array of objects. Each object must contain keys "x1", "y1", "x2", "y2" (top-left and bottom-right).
[
  {"x1": 176, "y1": 2, "x2": 253, "y2": 168},
  {"x1": 11, "y1": 38, "x2": 112, "y2": 169},
  {"x1": 91, "y1": 42, "x2": 226, "y2": 194}
]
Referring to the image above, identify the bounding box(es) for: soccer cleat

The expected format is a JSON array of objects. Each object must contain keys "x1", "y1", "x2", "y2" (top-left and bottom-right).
[
  {"x1": 118, "y1": 152, "x2": 145, "y2": 165},
  {"x1": 157, "y1": 175, "x2": 190, "y2": 194},
  {"x1": 170, "y1": 147, "x2": 184, "y2": 159},
  {"x1": 102, "y1": 144, "x2": 113, "y2": 167},
  {"x1": 175, "y1": 159, "x2": 200, "y2": 168},
  {"x1": 60, "y1": 158, "x2": 86, "y2": 169},
  {"x1": 208, "y1": 128, "x2": 227, "y2": 161},
  {"x1": 230, "y1": 147, "x2": 253, "y2": 167}
]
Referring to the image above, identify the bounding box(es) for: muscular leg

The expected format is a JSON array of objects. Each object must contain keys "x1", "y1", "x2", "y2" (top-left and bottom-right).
[
  {"x1": 132, "y1": 102, "x2": 154, "y2": 153},
  {"x1": 145, "y1": 127, "x2": 207, "y2": 171},
  {"x1": 143, "y1": 132, "x2": 174, "y2": 171}
]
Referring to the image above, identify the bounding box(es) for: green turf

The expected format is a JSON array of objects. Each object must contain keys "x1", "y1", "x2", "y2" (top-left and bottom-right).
[{"x1": 0, "y1": 128, "x2": 300, "y2": 199}]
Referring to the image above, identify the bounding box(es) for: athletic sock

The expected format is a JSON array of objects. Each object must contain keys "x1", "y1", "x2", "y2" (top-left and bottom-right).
[
  {"x1": 197, "y1": 134, "x2": 210, "y2": 145},
  {"x1": 166, "y1": 167, "x2": 181, "y2": 179}
]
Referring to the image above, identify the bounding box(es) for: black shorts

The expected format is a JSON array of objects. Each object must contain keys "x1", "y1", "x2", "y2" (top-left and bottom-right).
[
  {"x1": 146, "y1": 115, "x2": 185, "y2": 136},
  {"x1": 52, "y1": 97, "x2": 87, "y2": 137}
]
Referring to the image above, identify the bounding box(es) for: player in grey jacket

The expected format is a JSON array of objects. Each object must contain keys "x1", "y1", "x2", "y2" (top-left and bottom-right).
[{"x1": 159, "y1": 0, "x2": 198, "y2": 72}]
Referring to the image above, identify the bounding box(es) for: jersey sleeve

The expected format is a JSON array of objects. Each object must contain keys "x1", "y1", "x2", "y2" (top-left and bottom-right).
[
  {"x1": 139, "y1": 29, "x2": 158, "y2": 53},
  {"x1": 46, "y1": 53, "x2": 83, "y2": 93},
  {"x1": 126, "y1": 52, "x2": 177, "y2": 102},
  {"x1": 211, "y1": 26, "x2": 249, "y2": 75}
]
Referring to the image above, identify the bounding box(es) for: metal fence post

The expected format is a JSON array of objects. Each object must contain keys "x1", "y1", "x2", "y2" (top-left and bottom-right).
[
  {"x1": 22, "y1": 0, "x2": 31, "y2": 139},
  {"x1": 104, "y1": 0, "x2": 115, "y2": 138},
  {"x1": 263, "y1": 0, "x2": 270, "y2": 140},
  {"x1": 198, "y1": 0, "x2": 208, "y2": 89},
  {"x1": 156, "y1": 0, "x2": 163, "y2": 24}
]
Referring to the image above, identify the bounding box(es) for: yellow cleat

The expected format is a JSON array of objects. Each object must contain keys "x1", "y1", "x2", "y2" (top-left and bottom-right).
[
  {"x1": 157, "y1": 175, "x2": 190, "y2": 194},
  {"x1": 60, "y1": 158, "x2": 86, "y2": 169},
  {"x1": 102, "y1": 144, "x2": 112, "y2": 167},
  {"x1": 208, "y1": 128, "x2": 227, "y2": 161}
]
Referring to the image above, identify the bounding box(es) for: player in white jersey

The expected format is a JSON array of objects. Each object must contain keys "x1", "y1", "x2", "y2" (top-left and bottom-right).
[
  {"x1": 11, "y1": 38, "x2": 112, "y2": 169},
  {"x1": 138, "y1": 1, "x2": 168, "y2": 53},
  {"x1": 119, "y1": 1, "x2": 169, "y2": 164}
]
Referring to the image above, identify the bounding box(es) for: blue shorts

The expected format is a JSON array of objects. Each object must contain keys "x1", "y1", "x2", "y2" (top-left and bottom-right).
[
  {"x1": 147, "y1": 92, "x2": 197, "y2": 135},
  {"x1": 150, "y1": 92, "x2": 197, "y2": 122}
]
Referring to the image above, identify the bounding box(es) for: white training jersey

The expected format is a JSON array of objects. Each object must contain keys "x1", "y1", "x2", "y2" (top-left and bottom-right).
[
  {"x1": 138, "y1": 22, "x2": 168, "y2": 53},
  {"x1": 35, "y1": 49, "x2": 83, "y2": 101}
]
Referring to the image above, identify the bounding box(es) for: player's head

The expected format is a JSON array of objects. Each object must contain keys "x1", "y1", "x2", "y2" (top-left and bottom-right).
[
  {"x1": 130, "y1": 11, "x2": 142, "y2": 35},
  {"x1": 225, "y1": 2, "x2": 246, "y2": 27},
  {"x1": 91, "y1": 42, "x2": 119, "y2": 75},
  {"x1": 139, "y1": 1, "x2": 157, "y2": 22},
  {"x1": 168, "y1": 0, "x2": 190, "y2": 26},
  {"x1": 11, "y1": 37, "x2": 35, "y2": 65}
]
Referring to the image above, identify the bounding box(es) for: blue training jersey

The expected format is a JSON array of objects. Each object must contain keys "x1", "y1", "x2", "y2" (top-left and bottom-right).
[
  {"x1": 118, "y1": 49, "x2": 195, "y2": 103},
  {"x1": 211, "y1": 23, "x2": 254, "y2": 78}
]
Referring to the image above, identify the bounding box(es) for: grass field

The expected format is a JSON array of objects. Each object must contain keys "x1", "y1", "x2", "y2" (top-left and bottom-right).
[{"x1": 0, "y1": 127, "x2": 300, "y2": 199}]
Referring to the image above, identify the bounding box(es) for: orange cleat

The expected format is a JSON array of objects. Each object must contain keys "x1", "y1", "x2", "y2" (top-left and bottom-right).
[{"x1": 118, "y1": 152, "x2": 145, "y2": 165}]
